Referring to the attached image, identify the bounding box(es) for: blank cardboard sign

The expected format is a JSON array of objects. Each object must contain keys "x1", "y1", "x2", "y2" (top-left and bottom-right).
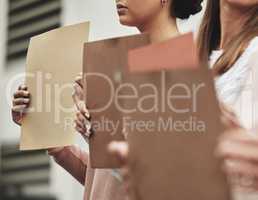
[
  {"x1": 20, "y1": 22, "x2": 90, "y2": 150},
  {"x1": 126, "y1": 34, "x2": 231, "y2": 200},
  {"x1": 84, "y1": 34, "x2": 151, "y2": 168}
]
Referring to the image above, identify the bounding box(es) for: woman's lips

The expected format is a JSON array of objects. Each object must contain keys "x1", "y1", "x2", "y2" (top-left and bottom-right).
[{"x1": 117, "y1": 3, "x2": 128, "y2": 15}]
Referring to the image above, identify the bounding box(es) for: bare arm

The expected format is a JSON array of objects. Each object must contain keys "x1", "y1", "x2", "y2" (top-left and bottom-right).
[{"x1": 48, "y1": 145, "x2": 88, "y2": 185}]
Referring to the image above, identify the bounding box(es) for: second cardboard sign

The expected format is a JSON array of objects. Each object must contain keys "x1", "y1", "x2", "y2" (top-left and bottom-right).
[
  {"x1": 83, "y1": 34, "x2": 151, "y2": 168},
  {"x1": 126, "y1": 34, "x2": 231, "y2": 200}
]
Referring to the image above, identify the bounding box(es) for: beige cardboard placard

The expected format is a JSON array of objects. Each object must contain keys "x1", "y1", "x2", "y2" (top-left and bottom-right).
[
  {"x1": 20, "y1": 22, "x2": 90, "y2": 150},
  {"x1": 84, "y1": 34, "x2": 151, "y2": 168},
  {"x1": 126, "y1": 34, "x2": 231, "y2": 200}
]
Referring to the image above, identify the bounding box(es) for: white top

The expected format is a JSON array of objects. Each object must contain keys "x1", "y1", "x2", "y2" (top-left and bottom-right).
[
  {"x1": 210, "y1": 37, "x2": 258, "y2": 200},
  {"x1": 210, "y1": 37, "x2": 258, "y2": 129}
]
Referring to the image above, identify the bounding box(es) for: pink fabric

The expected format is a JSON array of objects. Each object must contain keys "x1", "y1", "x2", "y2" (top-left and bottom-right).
[{"x1": 51, "y1": 146, "x2": 127, "y2": 200}]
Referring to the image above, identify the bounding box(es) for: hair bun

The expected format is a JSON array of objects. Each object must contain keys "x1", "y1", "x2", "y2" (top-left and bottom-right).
[{"x1": 172, "y1": 0, "x2": 204, "y2": 19}]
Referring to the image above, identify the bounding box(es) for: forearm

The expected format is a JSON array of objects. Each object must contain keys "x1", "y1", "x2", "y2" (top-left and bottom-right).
[{"x1": 48, "y1": 146, "x2": 88, "y2": 185}]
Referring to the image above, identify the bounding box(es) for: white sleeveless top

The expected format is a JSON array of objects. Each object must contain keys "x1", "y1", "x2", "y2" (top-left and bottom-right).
[
  {"x1": 210, "y1": 37, "x2": 258, "y2": 200},
  {"x1": 210, "y1": 37, "x2": 258, "y2": 129}
]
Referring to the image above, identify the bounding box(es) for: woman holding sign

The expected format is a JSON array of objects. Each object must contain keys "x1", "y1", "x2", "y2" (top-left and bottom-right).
[
  {"x1": 110, "y1": 0, "x2": 258, "y2": 198},
  {"x1": 197, "y1": 0, "x2": 258, "y2": 195},
  {"x1": 11, "y1": 0, "x2": 203, "y2": 200}
]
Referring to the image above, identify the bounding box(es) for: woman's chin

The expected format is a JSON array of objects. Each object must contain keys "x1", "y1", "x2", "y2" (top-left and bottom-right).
[{"x1": 118, "y1": 16, "x2": 136, "y2": 27}]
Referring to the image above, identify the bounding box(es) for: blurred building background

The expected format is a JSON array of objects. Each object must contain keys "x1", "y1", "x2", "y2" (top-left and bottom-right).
[{"x1": 0, "y1": 0, "x2": 205, "y2": 200}]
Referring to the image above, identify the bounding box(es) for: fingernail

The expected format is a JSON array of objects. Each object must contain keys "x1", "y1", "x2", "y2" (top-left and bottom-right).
[
  {"x1": 85, "y1": 125, "x2": 93, "y2": 138},
  {"x1": 85, "y1": 110, "x2": 90, "y2": 119},
  {"x1": 85, "y1": 120, "x2": 91, "y2": 129},
  {"x1": 21, "y1": 104, "x2": 27, "y2": 108},
  {"x1": 72, "y1": 84, "x2": 77, "y2": 90},
  {"x1": 85, "y1": 131, "x2": 91, "y2": 138}
]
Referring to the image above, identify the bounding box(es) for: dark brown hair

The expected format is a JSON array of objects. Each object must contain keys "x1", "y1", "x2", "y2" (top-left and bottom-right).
[
  {"x1": 171, "y1": 0, "x2": 203, "y2": 19},
  {"x1": 197, "y1": 0, "x2": 258, "y2": 75}
]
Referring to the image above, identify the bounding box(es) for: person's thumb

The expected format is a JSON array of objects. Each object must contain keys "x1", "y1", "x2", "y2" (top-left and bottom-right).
[{"x1": 108, "y1": 141, "x2": 129, "y2": 166}]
